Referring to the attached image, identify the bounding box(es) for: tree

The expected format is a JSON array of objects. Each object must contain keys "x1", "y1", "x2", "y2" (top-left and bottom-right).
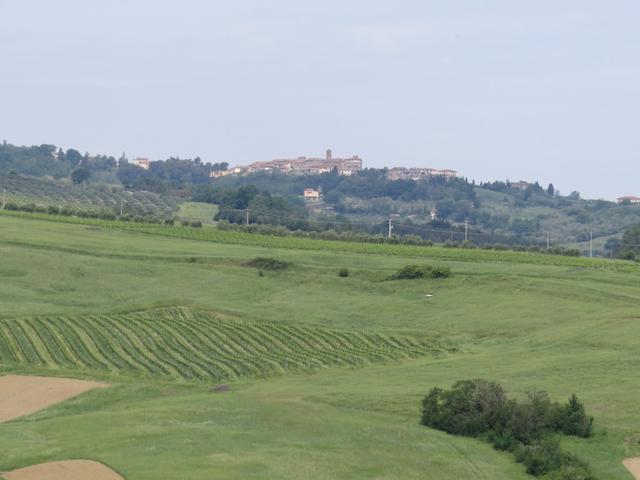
[
  {"x1": 616, "y1": 224, "x2": 640, "y2": 259},
  {"x1": 559, "y1": 394, "x2": 593, "y2": 438},
  {"x1": 65, "y1": 149, "x2": 83, "y2": 167},
  {"x1": 547, "y1": 184, "x2": 555, "y2": 196},
  {"x1": 71, "y1": 167, "x2": 91, "y2": 185}
]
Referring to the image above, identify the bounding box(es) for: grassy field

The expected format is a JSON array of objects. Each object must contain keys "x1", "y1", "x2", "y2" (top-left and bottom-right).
[
  {"x1": 177, "y1": 201, "x2": 218, "y2": 225},
  {"x1": 0, "y1": 214, "x2": 639, "y2": 479}
]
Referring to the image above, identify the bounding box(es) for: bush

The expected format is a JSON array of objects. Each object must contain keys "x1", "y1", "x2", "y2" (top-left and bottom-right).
[
  {"x1": 190, "y1": 220, "x2": 203, "y2": 228},
  {"x1": 388, "y1": 264, "x2": 452, "y2": 280},
  {"x1": 544, "y1": 465, "x2": 597, "y2": 480},
  {"x1": 559, "y1": 394, "x2": 593, "y2": 438},
  {"x1": 421, "y1": 380, "x2": 509, "y2": 437},
  {"x1": 244, "y1": 257, "x2": 291, "y2": 271},
  {"x1": 421, "y1": 380, "x2": 595, "y2": 478},
  {"x1": 514, "y1": 436, "x2": 564, "y2": 476},
  {"x1": 338, "y1": 268, "x2": 349, "y2": 277}
]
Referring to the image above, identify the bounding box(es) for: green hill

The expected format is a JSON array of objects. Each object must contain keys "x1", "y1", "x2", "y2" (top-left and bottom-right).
[
  {"x1": 3, "y1": 141, "x2": 640, "y2": 255},
  {"x1": 0, "y1": 213, "x2": 639, "y2": 479},
  {"x1": 0, "y1": 173, "x2": 179, "y2": 218}
]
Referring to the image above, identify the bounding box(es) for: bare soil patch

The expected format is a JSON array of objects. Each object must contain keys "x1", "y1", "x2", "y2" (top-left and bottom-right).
[
  {"x1": 2, "y1": 460, "x2": 123, "y2": 480},
  {"x1": 0, "y1": 375, "x2": 108, "y2": 423},
  {"x1": 624, "y1": 458, "x2": 640, "y2": 479}
]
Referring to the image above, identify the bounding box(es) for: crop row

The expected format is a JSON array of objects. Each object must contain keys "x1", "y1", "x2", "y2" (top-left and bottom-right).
[
  {"x1": 0, "y1": 307, "x2": 437, "y2": 382},
  {"x1": 0, "y1": 174, "x2": 178, "y2": 217}
]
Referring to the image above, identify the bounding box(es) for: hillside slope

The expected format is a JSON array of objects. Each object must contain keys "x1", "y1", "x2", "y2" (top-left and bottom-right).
[{"x1": 0, "y1": 214, "x2": 639, "y2": 479}]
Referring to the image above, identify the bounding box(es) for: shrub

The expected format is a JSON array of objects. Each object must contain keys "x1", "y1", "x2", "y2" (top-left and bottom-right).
[
  {"x1": 244, "y1": 257, "x2": 291, "y2": 271},
  {"x1": 514, "y1": 436, "x2": 564, "y2": 476},
  {"x1": 46, "y1": 205, "x2": 60, "y2": 215},
  {"x1": 181, "y1": 220, "x2": 190, "y2": 227},
  {"x1": 421, "y1": 380, "x2": 509, "y2": 437},
  {"x1": 388, "y1": 264, "x2": 451, "y2": 280},
  {"x1": 430, "y1": 266, "x2": 453, "y2": 278},
  {"x1": 544, "y1": 465, "x2": 597, "y2": 480},
  {"x1": 559, "y1": 394, "x2": 593, "y2": 438},
  {"x1": 338, "y1": 268, "x2": 349, "y2": 277},
  {"x1": 421, "y1": 381, "x2": 595, "y2": 478},
  {"x1": 4, "y1": 202, "x2": 18, "y2": 210},
  {"x1": 190, "y1": 220, "x2": 203, "y2": 228}
]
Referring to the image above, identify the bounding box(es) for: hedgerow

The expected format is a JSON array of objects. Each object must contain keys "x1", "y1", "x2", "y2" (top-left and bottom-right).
[{"x1": 387, "y1": 264, "x2": 452, "y2": 280}]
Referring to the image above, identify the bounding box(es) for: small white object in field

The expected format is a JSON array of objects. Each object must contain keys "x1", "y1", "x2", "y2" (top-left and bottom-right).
[{"x1": 425, "y1": 294, "x2": 433, "y2": 297}]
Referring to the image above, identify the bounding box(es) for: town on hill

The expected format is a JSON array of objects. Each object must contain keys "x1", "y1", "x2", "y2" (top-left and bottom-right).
[{"x1": 2, "y1": 140, "x2": 640, "y2": 258}]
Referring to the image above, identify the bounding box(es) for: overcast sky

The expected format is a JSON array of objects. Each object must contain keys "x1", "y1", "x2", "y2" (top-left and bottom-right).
[{"x1": 1, "y1": 1, "x2": 638, "y2": 199}]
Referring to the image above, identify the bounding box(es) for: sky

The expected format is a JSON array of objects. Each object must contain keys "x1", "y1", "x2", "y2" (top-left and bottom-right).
[{"x1": 0, "y1": 1, "x2": 638, "y2": 200}]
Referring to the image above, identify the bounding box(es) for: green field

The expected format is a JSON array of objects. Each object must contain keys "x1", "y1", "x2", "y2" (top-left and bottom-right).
[
  {"x1": 177, "y1": 201, "x2": 219, "y2": 225},
  {"x1": 0, "y1": 214, "x2": 639, "y2": 479}
]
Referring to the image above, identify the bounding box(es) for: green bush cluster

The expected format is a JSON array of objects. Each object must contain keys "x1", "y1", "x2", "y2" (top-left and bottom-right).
[
  {"x1": 421, "y1": 380, "x2": 595, "y2": 478},
  {"x1": 243, "y1": 257, "x2": 292, "y2": 271},
  {"x1": 387, "y1": 264, "x2": 452, "y2": 280}
]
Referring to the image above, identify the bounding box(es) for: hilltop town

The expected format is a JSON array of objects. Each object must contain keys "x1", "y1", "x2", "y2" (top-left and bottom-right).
[{"x1": 206, "y1": 149, "x2": 458, "y2": 181}]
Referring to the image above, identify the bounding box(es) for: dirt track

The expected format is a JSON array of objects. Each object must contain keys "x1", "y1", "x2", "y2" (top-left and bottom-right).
[
  {"x1": 2, "y1": 460, "x2": 124, "y2": 480},
  {"x1": 624, "y1": 458, "x2": 640, "y2": 479},
  {"x1": 0, "y1": 375, "x2": 107, "y2": 423}
]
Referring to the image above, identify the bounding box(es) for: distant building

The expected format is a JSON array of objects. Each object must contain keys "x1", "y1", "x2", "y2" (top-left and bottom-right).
[
  {"x1": 303, "y1": 188, "x2": 321, "y2": 200},
  {"x1": 133, "y1": 157, "x2": 150, "y2": 170},
  {"x1": 510, "y1": 181, "x2": 531, "y2": 190},
  {"x1": 387, "y1": 167, "x2": 457, "y2": 181},
  {"x1": 209, "y1": 169, "x2": 230, "y2": 179},
  {"x1": 617, "y1": 196, "x2": 640, "y2": 204},
  {"x1": 429, "y1": 207, "x2": 438, "y2": 220},
  {"x1": 238, "y1": 149, "x2": 363, "y2": 177}
]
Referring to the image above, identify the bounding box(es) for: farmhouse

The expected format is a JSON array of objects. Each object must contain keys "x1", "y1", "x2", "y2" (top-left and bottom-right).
[
  {"x1": 209, "y1": 169, "x2": 230, "y2": 179},
  {"x1": 617, "y1": 195, "x2": 640, "y2": 204},
  {"x1": 510, "y1": 181, "x2": 531, "y2": 190},
  {"x1": 387, "y1": 167, "x2": 457, "y2": 181},
  {"x1": 133, "y1": 157, "x2": 150, "y2": 170},
  {"x1": 303, "y1": 188, "x2": 321, "y2": 200}
]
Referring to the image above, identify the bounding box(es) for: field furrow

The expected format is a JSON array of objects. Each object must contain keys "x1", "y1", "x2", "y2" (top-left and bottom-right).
[{"x1": 0, "y1": 307, "x2": 441, "y2": 382}]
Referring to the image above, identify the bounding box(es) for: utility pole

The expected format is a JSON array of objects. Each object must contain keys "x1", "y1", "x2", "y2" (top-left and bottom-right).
[
  {"x1": 464, "y1": 219, "x2": 468, "y2": 242},
  {"x1": 246, "y1": 208, "x2": 250, "y2": 225},
  {"x1": 589, "y1": 231, "x2": 593, "y2": 258},
  {"x1": 120, "y1": 200, "x2": 125, "y2": 216},
  {"x1": 2, "y1": 188, "x2": 5, "y2": 210},
  {"x1": 546, "y1": 232, "x2": 550, "y2": 250},
  {"x1": 387, "y1": 218, "x2": 393, "y2": 239}
]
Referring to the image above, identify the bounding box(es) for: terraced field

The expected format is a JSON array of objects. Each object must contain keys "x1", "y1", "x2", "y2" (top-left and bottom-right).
[
  {"x1": 0, "y1": 308, "x2": 440, "y2": 382},
  {"x1": 0, "y1": 174, "x2": 179, "y2": 218}
]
